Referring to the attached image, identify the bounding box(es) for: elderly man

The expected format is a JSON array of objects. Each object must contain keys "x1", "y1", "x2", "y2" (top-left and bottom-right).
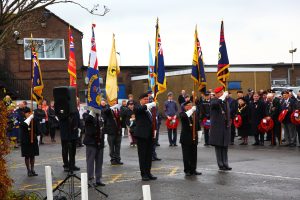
[{"x1": 209, "y1": 86, "x2": 232, "y2": 171}]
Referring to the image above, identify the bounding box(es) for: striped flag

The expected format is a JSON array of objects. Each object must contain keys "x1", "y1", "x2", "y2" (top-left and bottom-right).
[
  {"x1": 217, "y1": 20, "x2": 230, "y2": 87},
  {"x1": 87, "y1": 24, "x2": 101, "y2": 109},
  {"x1": 68, "y1": 26, "x2": 77, "y2": 87},
  {"x1": 191, "y1": 25, "x2": 206, "y2": 92}
]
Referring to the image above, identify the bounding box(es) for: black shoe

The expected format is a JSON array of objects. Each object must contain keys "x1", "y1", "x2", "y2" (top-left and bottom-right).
[
  {"x1": 192, "y1": 171, "x2": 202, "y2": 175},
  {"x1": 169, "y1": 144, "x2": 173, "y2": 147},
  {"x1": 116, "y1": 161, "x2": 124, "y2": 165},
  {"x1": 289, "y1": 144, "x2": 296, "y2": 147},
  {"x1": 219, "y1": 166, "x2": 226, "y2": 171},
  {"x1": 148, "y1": 174, "x2": 157, "y2": 180},
  {"x1": 173, "y1": 144, "x2": 178, "y2": 146},
  {"x1": 142, "y1": 175, "x2": 150, "y2": 181},
  {"x1": 252, "y1": 143, "x2": 259, "y2": 146},
  {"x1": 27, "y1": 170, "x2": 33, "y2": 177},
  {"x1": 72, "y1": 166, "x2": 80, "y2": 171},
  {"x1": 31, "y1": 170, "x2": 38, "y2": 176},
  {"x1": 156, "y1": 143, "x2": 160, "y2": 146},
  {"x1": 152, "y1": 157, "x2": 162, "y2": 161},
  {"x1": 95, "y1": 182, "x2": 105, "y2": 186},
  {"x1": 224, "y1": 166, "x2": 232, "y2": 171},
  {"x1": 185, "y1": 172, "x2": 192, "y2": 176}
]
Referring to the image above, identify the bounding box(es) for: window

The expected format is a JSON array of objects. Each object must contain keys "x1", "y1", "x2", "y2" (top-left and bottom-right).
[
  {"x1": 24, "y1": 38, "x2": 65, "y2": 60},
  {"x1": 228, "y1": 81, "x2": 241, "y2": 90},
  {"x1": 272, "y1": 79, "x2": 287, "y2": 85}
]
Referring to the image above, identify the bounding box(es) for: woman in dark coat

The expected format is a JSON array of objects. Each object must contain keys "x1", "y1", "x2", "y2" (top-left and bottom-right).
[
  {"x1": 237, "y1": 97, "x2": 251, "y2": 145},
  {"x1": 47, "y1": 100, "x2": 58, "y2": 142},
  {"x1": 20, "y1": 107, "x2": 39, "y2": 177}
]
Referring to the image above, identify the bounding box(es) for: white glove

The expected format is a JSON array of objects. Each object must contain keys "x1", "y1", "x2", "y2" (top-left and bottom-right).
[
  {"x1": 146, "y1": 102, "x2": 156, "y2": 110},
  {"x1": 24, "y1": 114, "x2": 34, "y2": 126},
  {"x1": 78, "y1": 128, "x2": 81, "y2": 137},
  {"x1": 110, "y1": 104, "x2": 120, "y2": 110},
  {"x1": 89, "y1": 110, "x2": 96, "y2": 118},
  {"x1": 185, "y1": 106, "x2": 196, "y2": 117},
  {"x1": 219, "y1": 91, "x2": 228, "y2": 101}
]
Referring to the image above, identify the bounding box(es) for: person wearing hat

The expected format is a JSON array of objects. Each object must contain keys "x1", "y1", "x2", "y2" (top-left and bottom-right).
[
  {"x1": 179, "y1": 101, "x2": 202, "y2": 176},
  {"x1": 280, "y1": 90, "x2": 297, "y2": 147},
  {"x1": 133, "y1": 92, "x2": 157, "y2": 181},
  {"x1": 199, "y1": 92, "x2": 211, "y2": 146},
  {"x1": 164, "y1": 91, "x2": 179, "y2": 146},
  {"x1": 209, "y1": 86, "x2": 232, "y2": 171},
  {"x1": 236, "y1": 97, "x2": 251, "y2": 145},
  {"x1": 20, "y1": 107, "x2": 39, "y2": 177},
  {"x1": 244, "y1": 88, "x2": 254, "y2": 104}
]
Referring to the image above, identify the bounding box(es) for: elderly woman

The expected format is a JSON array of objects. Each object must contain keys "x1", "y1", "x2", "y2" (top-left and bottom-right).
[{"x1": 236, "y1": 97, "x2": 251, "y2": 145}]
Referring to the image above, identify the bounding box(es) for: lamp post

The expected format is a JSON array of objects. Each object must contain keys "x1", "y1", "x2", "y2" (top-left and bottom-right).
[{"x1": 289, "y1": 47, "x2": 297, "y2": 85}]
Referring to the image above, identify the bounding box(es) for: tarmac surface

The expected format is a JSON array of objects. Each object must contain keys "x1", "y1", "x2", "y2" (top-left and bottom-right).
[{"x1": 7, "y1": 128, "x2": 300, "y2": 200}]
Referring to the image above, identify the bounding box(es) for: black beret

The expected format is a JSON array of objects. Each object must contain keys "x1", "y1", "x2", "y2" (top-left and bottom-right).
[
  {"x1": 204, "y1": 92, "x2": 210, "y2": 96},
  {"x1": 139, "y1": 92, "x2": 148, "y2": 100}
]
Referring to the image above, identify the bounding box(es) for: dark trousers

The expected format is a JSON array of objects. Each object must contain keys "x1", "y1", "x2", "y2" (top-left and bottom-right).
[
  {"x1": 86, "y1": 145, "x2": 103, "y2": 182},
  {"x1": 155, "y1": 123, "x2": 161, "y2": 145},
  {"x1": 168, "y1": 128, "x2": 177, "y2": 145},
  {"x1": 296, "y1": 125, "x2": 300, "y2": 145},
  {"x1": 49, "y1": 127, "x2": 56, "y2": 140},
  {"x1": 61, "y1": 139, "x2": 77, "y2": 169},
  {"x1": 254, "y1": 127, "x2": 264, "y2": 144},
  {"x1": 268, "y1": 123, "x2": 281, "y2": 145},
  {"x1": 230, "y1": 123, "x2": 236, "y2": 143},
  {"x1": 214, "y1": 146, "x2": 229, "y2": 168},
  {"x1": 107, "y1": 134, "x2": 122, "y2": 162},
  {"x1": 181, "y1": 144, "x2": 197, "y2": 173},
  {"x1": 137, "y1": 138, "x2": 153, "y2": 177},
  {"x1": 204, "y1": 128, "x2": 210, "y2": 145}
]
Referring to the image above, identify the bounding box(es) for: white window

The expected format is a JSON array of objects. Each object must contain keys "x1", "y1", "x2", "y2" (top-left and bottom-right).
[
  {"x1": 272, "y1": 79, "x2": 287, "y2": 85},
  {"x1": 24, "y1": 38, "x2": 65, "y2": 60}
]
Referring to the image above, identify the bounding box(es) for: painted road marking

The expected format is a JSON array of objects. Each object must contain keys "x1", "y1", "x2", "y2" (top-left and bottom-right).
[
  {"x1": 107, "y1": 174, "x2": 123, "y2": 184},
  {"x1": 168, "y1": 167, "x2": 179, "y2": 176}
]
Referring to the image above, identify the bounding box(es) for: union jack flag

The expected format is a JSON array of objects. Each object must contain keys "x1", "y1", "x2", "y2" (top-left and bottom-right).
[{"x1": 89, "y1": 24, "x2": 98, "y2": 70}]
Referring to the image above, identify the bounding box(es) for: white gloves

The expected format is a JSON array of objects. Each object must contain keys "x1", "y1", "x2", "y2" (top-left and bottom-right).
[
  {"x1": 24, "y1": 114, "x2": 34, "y2": 126},
  {"x1": 185, "y1": 106, "x2": 196, "y2": 117},
  {"x1": 219, "y1": 91, "x2": 228, "y2": 101},
  {"x1": 146, "y1": 102, "x2": 156, "y2": 110},
  {"x1": 110, "y1": 104, "x2": 121, "y2": 110}
]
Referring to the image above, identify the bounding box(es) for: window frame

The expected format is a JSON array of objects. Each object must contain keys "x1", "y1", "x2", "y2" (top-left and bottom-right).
[
  {"x1": 23, "y1": 38, "x2": 66, "y2": 60},
  {"x1": 271, "y1": 79, "x2": 287, "y2": 85}
]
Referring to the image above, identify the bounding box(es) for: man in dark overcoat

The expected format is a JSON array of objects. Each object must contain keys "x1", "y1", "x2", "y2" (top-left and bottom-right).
[
  {"x1": 209, "y1": 86, "x2": 232, "y2": 171},
  {"x1": 133, "y1": 92, "x2": 157, "y2": 181}
]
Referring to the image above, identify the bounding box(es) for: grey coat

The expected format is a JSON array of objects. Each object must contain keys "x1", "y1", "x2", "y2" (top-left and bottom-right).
[{"x1": 209, "y1": 98, "x2": 231, "y2": 147}]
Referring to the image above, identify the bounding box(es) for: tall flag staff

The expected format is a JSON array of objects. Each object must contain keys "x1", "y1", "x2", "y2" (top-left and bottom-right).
[
  {"x1": 30, "y1": 34, "x2": 44, "y2": 143},
  {"x1": 217, "y1": 20, "x2": 230, "y2": 89},
  {"x1": 153, "y1": 18, "x2": 166, "y2": 139},
  {"x1": 68, "y1": 25, "x2": 77, "y2": 92},
  {"x1": 106, "y1": 34, "x2": 120, "y2": 106},
  {"x1": 87, "y1": 24, "x2": 101, "y2": 110},
  {"x1": 191, "y1": 25, "x2": 206, "y2": 141}
]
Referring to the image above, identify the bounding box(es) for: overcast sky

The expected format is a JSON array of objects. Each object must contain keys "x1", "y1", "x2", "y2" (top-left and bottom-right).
[{"x1": 48, "y1": 0, "x2": 300, "y2": 67}]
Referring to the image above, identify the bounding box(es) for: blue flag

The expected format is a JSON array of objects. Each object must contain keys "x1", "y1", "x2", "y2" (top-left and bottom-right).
[
  {"x1": 148, "y1": 42, "x2": 155, "y2": 91},
  {"x1": 31, "y1": 48, "x2": 44, "y2": 104}
]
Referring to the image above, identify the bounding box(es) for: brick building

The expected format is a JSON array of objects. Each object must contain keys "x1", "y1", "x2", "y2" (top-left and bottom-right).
[
  {"x1": 0, "y1": 8, "x2": 84, "y2": 101},
  {"x1": 271, "y1": 63, "x2": 300, "y2": 86}
]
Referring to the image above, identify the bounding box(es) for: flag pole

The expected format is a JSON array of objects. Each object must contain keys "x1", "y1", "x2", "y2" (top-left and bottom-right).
[
  {"x1": 192, "y1": 82, "x2": 196, "y2": 141},
  {"x1": 30, "y1": 35, "x2": 34, "y2": 144}
]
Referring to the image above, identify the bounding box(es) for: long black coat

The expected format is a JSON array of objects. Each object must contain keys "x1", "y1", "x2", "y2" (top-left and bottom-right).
[
  {"x1": 209, "y1": 98, "x2": 231, "y2": 147},
  {"x1": 83, "y1": 114, "x2": 104, "y2": 149},
  {"x1": 133, "y1": 104, "x2": 153, "y2": 139},
  {"x1": 20, "y1": 120, "x2": 39, "y2": 157},
  {"x1": 59, "y1": 111, "x2": 80, "y2": 141},
  {"x1": 281, "y1": 98, "x2": 296, "y2": 124},
  {"x1": 249, "y1": 100, "x2": 265, "y2": 132},
  {"x1": 179, "y1": 111, "x2": 199, "y2": 145},
  {"x1": 237, "y1": 105, "x2": 251, "y2": 137},
  {"x1": 47, "y1": 107, "x2": 58, "y2": 129},
  {"x1": 265, "y1": 99, "x2": 281, "y2": 126}
]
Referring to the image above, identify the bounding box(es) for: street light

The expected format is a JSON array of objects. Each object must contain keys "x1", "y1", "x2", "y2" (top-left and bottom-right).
[{"x1": 288, "y1": 47, "x2": 297, "y2": 85}]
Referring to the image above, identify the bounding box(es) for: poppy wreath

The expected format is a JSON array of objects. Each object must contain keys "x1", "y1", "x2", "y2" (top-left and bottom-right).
[
  {"x1": 290, "y1": 110, "x2": 300, "y2": 125},
  {"x1": 201, "y1": 117, "x2": 211, "y2": 129},
  {"x1": 233, "y1": 114, "x2": 242, "y2": 128},
  {"x1": 260, "y1": 117, "x2": 274, "y2": 132},
  {"x1": 165, "y1": 116, "x2": 179, "y2": 129},
  {"x1": 257, "y1": 123, "x2": 265, "y2": 134},
  {"x1": 278, "y1": 109, "x2": 288, "y2": 123}
]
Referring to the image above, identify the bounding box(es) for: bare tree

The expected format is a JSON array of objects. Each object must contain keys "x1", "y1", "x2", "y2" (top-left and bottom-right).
[{"x1": 0, "y1": 0, "x2": 109, "y2": 50}]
